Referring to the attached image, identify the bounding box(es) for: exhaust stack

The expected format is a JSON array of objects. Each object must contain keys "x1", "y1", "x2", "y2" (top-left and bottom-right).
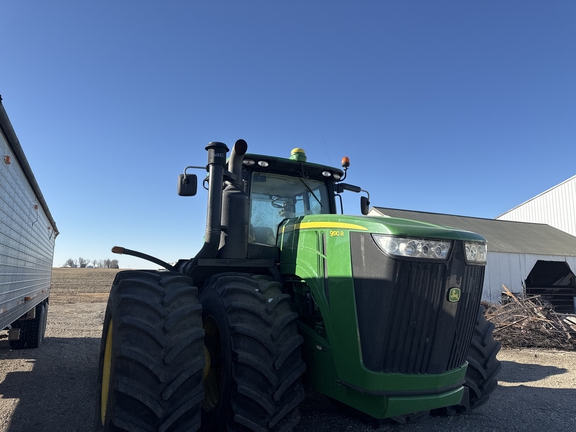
[{"x1": 218, "y1": 139, "x2": 249, "y2": 259}]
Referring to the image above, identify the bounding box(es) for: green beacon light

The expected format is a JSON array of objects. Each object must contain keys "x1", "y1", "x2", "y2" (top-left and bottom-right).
[{"x1": 290, "y1": 148, "x2": 307, "y2": 162}]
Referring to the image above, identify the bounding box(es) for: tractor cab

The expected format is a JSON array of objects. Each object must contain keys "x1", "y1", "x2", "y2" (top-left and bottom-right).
[
  {"x1": 242, "y1": 148, "x2": 346, "y2": 246},
  {"x1": 248, "y1": 170, "x2": 330, "y2": 245}
]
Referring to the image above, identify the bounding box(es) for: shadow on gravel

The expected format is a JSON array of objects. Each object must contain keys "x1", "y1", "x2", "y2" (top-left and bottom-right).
[
  {"x1": 2, "y1": 339, "x2": 575, "y2": 432},
  {"x1": 296, "y1": 358, "x2": 576, "y2": 431},
  {"x1": 0, "y1": 337, "x2": 99, "y2": 432},
  {"x1": 297, "y1": 384, "x2": 576, "y2": 431},
  {"x1": 499, "y1": 359, "x2": 568, "y2": 383}
]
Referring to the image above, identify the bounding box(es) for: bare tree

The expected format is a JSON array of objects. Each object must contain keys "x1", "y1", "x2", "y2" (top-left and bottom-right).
[{"x1": 63, "y1": 257, "x2": 118, "y2": 269}]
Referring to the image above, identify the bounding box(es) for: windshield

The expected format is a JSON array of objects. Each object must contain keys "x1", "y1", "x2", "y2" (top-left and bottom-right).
[{"x1": 249, "y1": 172, "x2": 330, "y2": 245}]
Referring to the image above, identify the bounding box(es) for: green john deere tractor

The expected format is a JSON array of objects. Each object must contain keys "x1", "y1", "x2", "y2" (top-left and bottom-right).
[{"x1": 95, "y1": 139, "x2": 501, "y2": 431}]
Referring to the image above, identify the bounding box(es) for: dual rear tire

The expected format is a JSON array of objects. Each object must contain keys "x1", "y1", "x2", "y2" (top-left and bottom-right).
[
  {"x1": 96, "y1": 271, "x2": 305, "y2": 432},
  {"x1": 200, "y1": 273, "x2": 306, "y2": 431}
]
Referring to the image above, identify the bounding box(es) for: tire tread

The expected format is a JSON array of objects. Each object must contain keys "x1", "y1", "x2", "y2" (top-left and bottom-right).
[
  {"x1": 200, "y1": 273, "x2": 305, "y2": 431},
  {"x1": 95, "y1": 270, "x2": 204, "y2": 432}
]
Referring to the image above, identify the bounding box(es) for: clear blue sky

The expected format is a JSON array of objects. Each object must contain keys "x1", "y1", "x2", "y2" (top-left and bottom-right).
[{"x1": 1, "y1": 1, "x2": 575, "y2": 269}]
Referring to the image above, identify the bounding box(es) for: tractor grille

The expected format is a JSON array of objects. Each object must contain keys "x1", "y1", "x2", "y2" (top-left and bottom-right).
[{"x1": 350, "y1": 233, "x2": 484, "y2": 375}]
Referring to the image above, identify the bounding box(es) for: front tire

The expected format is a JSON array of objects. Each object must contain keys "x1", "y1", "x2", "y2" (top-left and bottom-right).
[
  {"x1": 433, "y1": 305, "x2": 501, "y2": 415},
  {"x1": 95, "y1": 270, "x2": 205, "y2": 432},
  {"x1": 199, "y1": 273, "x2": 306, "y2": 431}
]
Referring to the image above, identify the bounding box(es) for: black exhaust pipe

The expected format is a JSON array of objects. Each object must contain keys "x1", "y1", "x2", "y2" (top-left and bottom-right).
[
  {"x1": 218, "y1": 139, "x2": 249, "y2": 259},
  {"x1": 228, "y1": 139, "x2": 247, "y2": 181}
]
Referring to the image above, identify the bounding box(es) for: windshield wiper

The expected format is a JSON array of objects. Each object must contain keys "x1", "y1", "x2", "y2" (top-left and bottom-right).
[{"x1": 299, "y1": 176, "x2": 322, "y2": 208}]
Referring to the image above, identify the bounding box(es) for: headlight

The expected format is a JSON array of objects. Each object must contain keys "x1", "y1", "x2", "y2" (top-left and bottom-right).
[
  {"x1": 372, "y1": 234, "x2": 451, "y2": 260},
  {"x1": 464, "y1": 241, "x2": 487, "y2": 265}
]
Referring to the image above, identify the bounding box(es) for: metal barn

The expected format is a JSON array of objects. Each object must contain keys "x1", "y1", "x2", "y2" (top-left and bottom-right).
[
  {"x1": 497, "y1": 175, "x2": 576, "y2": 237},
  {"x1": 369, "y1": 207, "x2": 576, "y2": 313}
]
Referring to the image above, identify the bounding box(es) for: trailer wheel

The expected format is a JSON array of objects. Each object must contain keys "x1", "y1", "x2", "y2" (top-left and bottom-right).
[
  {"x1": 432, "y1": 305, "x2": 501, "y2": 416},
  {"x1": 26, "y1": 301, "x2": 48, "y2": 348},
  {"x1": 8, "y1": 320, "x2": 28, "y2": 350},
  {"x1": 199, "y1": 273, "x2": 306, "y2": 431},
  {"x1": 9, "y1": 301, "x2": 48, "y2": 349},
  {"x1": 95, "y1": 270, "x2": 205, "y2": 432}
]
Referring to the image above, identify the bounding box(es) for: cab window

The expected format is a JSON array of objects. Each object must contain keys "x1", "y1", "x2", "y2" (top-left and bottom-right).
[{"x1": 249, "y1": 172, "x2": 329, "y2": 245}]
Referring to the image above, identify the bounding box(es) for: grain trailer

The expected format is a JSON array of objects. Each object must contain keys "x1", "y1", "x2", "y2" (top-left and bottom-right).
[{"x1": 0, "y1": 96, "x2": 58, "y2": 349}]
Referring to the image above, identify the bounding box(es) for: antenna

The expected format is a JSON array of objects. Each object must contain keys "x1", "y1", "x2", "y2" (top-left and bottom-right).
[{"x1": 322, "y1": 137, "x2": 332, "y2": 165}]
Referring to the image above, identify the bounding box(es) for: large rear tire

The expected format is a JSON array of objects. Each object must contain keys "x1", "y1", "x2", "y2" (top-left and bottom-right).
[
  {"x1": 433, "y1": 305, "x2": 501, "y2": 415},
  {"x1": 199, "y1": 273, "x2": 306, "y2": 431},
  {"x1": 95, "y1": 270, "x2": 205, "y2": 432}
]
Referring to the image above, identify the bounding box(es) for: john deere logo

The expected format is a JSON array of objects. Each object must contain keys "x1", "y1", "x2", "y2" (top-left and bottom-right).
[{"x1": 448, "y1": 288, "x2": 461, "y2": 303}]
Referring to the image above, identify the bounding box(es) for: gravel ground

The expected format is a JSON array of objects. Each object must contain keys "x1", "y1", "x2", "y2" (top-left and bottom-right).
[{"x1": 1, "y1": 269, "x2": 575, "y2": 431}]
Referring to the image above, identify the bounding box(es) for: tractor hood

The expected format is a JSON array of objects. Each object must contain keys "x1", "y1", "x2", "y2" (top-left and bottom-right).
[{"x1": 278, "y1": 214, "x2": 486, "y2": 243}]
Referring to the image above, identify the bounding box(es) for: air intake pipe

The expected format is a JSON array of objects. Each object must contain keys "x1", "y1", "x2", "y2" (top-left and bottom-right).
[{"x1": 193, "y1": 141, "x2": 229, "y2": 263}]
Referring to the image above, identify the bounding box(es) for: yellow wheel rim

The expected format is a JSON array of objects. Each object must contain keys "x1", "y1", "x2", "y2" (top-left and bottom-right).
[
  {"x1": 202, "y1": 316, "x2": 222, "y2": 412},
  {"x1": 100, "y1": 319, "x2": 113, "y2": 425},
  {"x1": 203, "y1": 345, "x2": 211, "y2": 381}
]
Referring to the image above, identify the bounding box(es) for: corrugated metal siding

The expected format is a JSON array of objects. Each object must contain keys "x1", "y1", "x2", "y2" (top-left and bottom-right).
[
  {"x1": 483, "y1": 252, "x2": 576, "y2": 303},
  {"x1": 0, "y1": 129, "x2": 55, "y2": 322},
  {"x1": 497, "y1": 176, "x2": 576, "y2": 237}
]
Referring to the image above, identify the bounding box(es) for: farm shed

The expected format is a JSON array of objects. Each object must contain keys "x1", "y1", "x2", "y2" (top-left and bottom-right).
[
  {"x1": 497, "y1": 175, "x2": 576, "y2": 237},
  {"x1": 369, "y1": 207, "x2": 576, "y2": 312}
]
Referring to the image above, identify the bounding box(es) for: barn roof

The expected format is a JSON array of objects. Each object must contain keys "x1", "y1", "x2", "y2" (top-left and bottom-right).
[{"x1": 370, "y1": 207, "x2": 576, "y2": 257}]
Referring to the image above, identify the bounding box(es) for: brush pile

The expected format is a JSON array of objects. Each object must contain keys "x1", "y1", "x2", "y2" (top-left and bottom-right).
[{"x1": 483, "y1": 285, "x2": 576, "y2": 350}]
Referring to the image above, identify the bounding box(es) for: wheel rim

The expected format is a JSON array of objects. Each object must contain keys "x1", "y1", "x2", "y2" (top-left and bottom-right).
[
  {"x1": 202, "y1": 315, "x2": 222, "y2": 412},
  {"x1": 100, "y1": 319, "x2": 113, "y2": 425}
]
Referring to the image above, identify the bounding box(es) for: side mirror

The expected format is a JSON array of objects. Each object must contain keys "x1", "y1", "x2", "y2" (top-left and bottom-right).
[
  {"x1": 178, "y1": 173, "x2": 198, "y2": 196},
  {"x1": 361, "y1": 196, "x2": 370, "y2": 215}
]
